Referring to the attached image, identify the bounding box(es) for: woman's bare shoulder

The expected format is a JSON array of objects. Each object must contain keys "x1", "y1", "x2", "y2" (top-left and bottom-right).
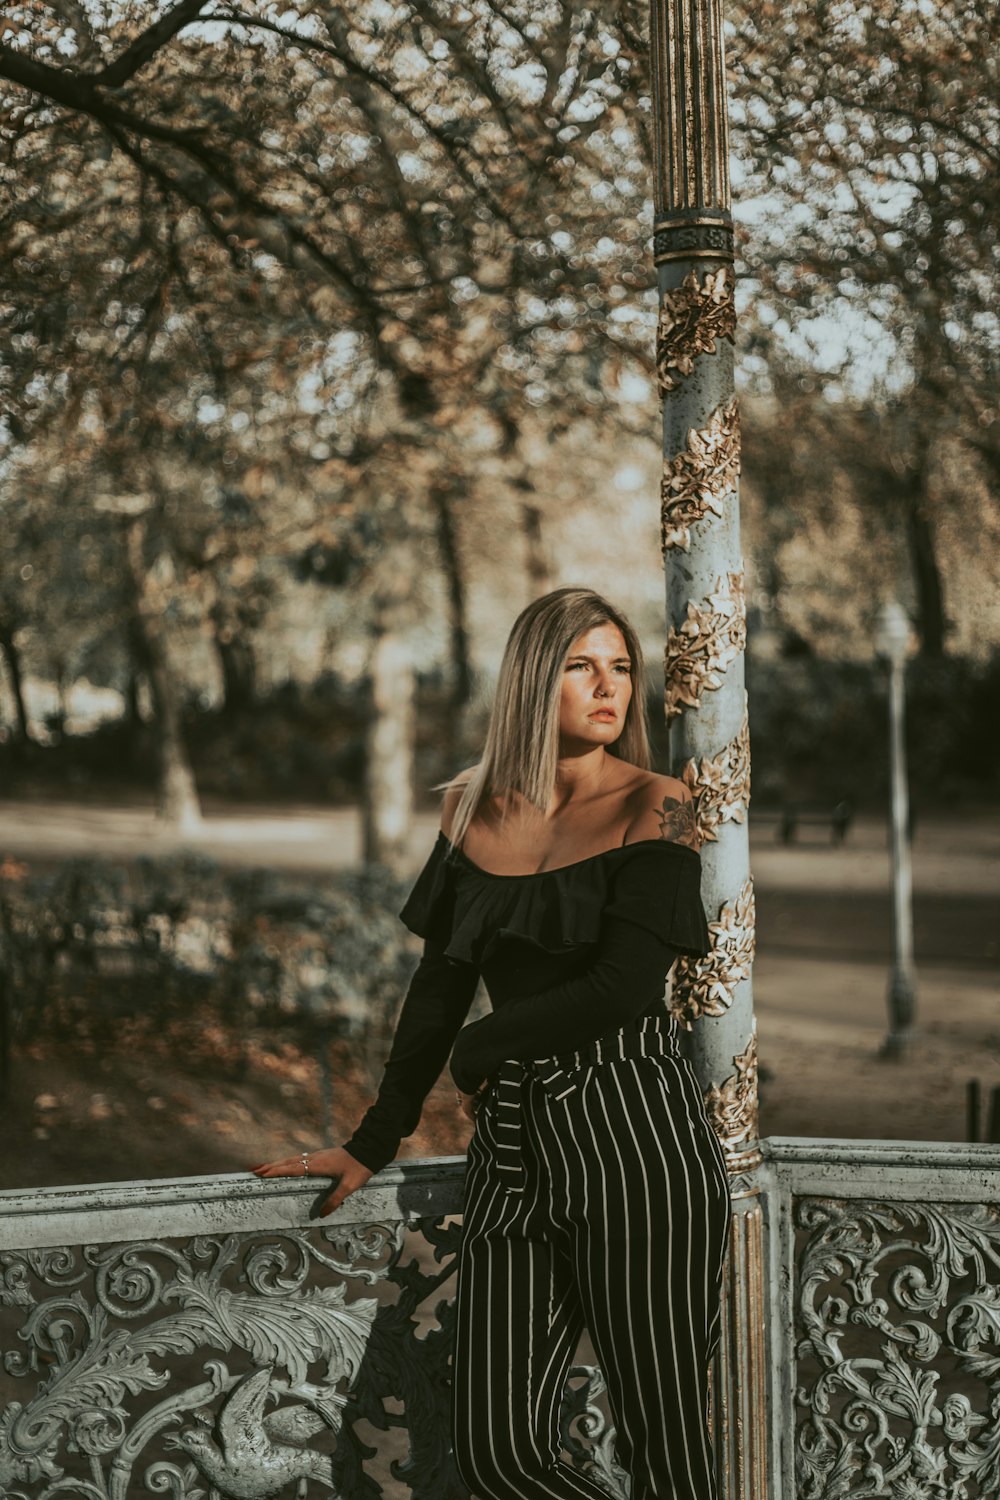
[
  {"x1": 440, "y1": 764, "x2": 481, "y2": 839},
  {"x1": 620, "y1": 769, "x2": 699, "y2": 850}
]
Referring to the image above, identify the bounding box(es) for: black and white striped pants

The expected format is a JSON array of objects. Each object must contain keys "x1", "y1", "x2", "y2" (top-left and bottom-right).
[{"x1": 451, "y1": 1015, "x2": 731, "y2": 1500}]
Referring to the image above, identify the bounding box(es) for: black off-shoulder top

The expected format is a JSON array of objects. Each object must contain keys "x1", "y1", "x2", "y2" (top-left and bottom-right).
[{"x1": 342, "y1": 832, "x2": 710, "y2": 1173}]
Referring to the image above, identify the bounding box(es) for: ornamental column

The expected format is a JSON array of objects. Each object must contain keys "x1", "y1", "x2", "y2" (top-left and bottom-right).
[{"x1": 650, "y1": 1, "x2": 765, "y2": 1495}]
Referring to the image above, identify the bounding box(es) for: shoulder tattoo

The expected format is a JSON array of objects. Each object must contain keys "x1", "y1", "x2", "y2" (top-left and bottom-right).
[{"x1": 656, "y1": 795, "x2": 701, "y2": 850}]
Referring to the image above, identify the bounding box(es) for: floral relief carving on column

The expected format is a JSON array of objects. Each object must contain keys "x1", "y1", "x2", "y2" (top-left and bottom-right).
[
  {"x1": 702, "y1": 1025, "x2": 760, "y2": 1175},
  {"x1": 671, "y1": 875, "x2": 755, "y2": 1029},
  {"x1": 679, "y1": 698, "x2": 751, "y2": 843},
  {"x1": 656, "y1": 266, "x2": 736, "y2": 394},
  {"x1": 664, "y1": 568, "x2": 746, "y2": 722},
  {"x1": 660, "y1": 397, "x2": 740, "y2": 552}
]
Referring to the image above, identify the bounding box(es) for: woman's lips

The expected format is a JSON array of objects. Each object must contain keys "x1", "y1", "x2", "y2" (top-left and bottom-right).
[{"x1": 590, "y1": 711, "x2": 617, "y2": 721}]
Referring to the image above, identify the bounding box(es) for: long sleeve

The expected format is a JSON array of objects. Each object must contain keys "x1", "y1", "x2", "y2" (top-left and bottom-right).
[
  {"x1": 447, "y1": 841, "x2": 710, "y2": 1094},
  {"x1": 449, "y1": 917, "x2": 680, "y2": 1093},
  {"x1": 343, "y1": 939, "x2": 480, "y2": 1173}
]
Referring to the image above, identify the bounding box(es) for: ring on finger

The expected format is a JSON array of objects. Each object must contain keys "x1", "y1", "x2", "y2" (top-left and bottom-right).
[{"x1": 301, "y1": 1151, "x2": 311, "y2": 1177}]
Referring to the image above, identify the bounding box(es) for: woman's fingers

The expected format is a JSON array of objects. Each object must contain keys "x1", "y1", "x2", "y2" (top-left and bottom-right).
[
  {"x1": 251, "y1": 1156, "x2": 307, "y2": 1177},
  {"x1": 319, "y1": 1163, "x2": 373, "y2": 1216},
  {"x1": 319, "y1": 1178, "x2": 351, "y2": 1217},
  {"x1": 251, "y1": 1147, "x2": 373, "y2": 1215},
  {"x1": 303, "y1": 1147, "x2": 361, "y2": 1178}
]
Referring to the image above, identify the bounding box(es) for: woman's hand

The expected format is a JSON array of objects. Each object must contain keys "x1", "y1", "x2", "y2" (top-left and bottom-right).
[{"x1": 251, "y1": 1146, "x2": 373, "y2": 1217}]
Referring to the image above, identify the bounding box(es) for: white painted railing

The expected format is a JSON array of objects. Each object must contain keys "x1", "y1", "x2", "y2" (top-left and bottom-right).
[
  {"x1": 762, "y1": 1138, "x2": 1000, "y2": 1499},
  {"x1": 3, "y1": 1140, "x2": 998, "y2": 1500}
]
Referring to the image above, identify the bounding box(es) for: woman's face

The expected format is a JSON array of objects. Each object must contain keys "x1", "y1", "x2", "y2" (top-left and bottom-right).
[{"x1": 558, "y1": 622, "x2": 633, "y2": 750}]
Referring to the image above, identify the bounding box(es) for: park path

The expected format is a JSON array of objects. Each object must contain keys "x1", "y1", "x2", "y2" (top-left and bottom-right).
[{"x1": 0, "y1": 798, "x2": 997, "y2": 895}]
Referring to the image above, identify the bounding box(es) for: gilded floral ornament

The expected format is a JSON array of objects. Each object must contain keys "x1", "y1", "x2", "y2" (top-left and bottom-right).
[
  {"x1": 664, "y1": 569, "x2": 746, "y2": 722},
  {"x1": 656, "y1": 266, "x2": 736, "y2": 394},
  {"x1": 702, "y1": 1025, "x2": 759, "y2": 1174},
  {"x1": 678, "y1": 699, "x2": 751, "y2": 844},
  {"x1": 671, "y1": 875, "x2": 755, "y2": 1028},
  {"x1": 660, "y1": 397, "x2": 740, "y2": 552}
]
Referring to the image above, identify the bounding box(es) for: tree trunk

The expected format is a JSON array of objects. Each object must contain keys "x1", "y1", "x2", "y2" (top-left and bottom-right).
[
  {"x1": 210, "y1": 602, "x2": 257, "y2": 713},
  {"x1": 124, "y1": 617, "x2": 152, "y2": 731},
  {"x1": 361, "y1": 620, "x2": 414, "y2": 876},
  {"x1": 0, "y1": 625, "x2": 31, "y2": 745},
  {"x1": 51, "y1": 655, "x2": 68, "y2": 735},
  {"x1": 125, "y1": 520, "x2": 202, "y2": 831},
  {"x1": 124, "y1": 664, "x2": 143, "y2": 726},
  {"x1": 431, "y1": 484, "x2": 472, "y2": 712},
  {"x1": 520, "y1": 500, "x2": 550, "y2": 596}
]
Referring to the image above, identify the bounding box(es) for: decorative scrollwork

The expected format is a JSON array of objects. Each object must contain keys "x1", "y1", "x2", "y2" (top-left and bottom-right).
[
  {"x1": 793, "y1": 1196, "x2": 1000, "y2": 1495},
  {"x1": 89, "y1": 1241, "x2": 182, "y2": 1318},
  {"x1": 702, "y1": 1027, "x2": 759, "y2": 1175},
  {"x1": 1, "y1": 1249, "x2": 87, "y2": 1311},
  {"x1": 0, "y1": 1227, "x2": 412, "y2": 1500},
  {"x1": 316, "y1": 1221, "x2": 405, "y2": 1283},
  {"x1": 561, "y1": 1365, "x2": 629, "y2": 1499},
  {"x1": 657, "y1": 266, "x2": 736, "y2": 394},
  {"x1": 671, "y1": 875, "x2": 755, "y2": 1028},
  {"x1": 0, "y1": 1211, "x2": 623, "y2": 1500},
  {"x1": 664, "y1": 569, "x2": 746, "y2": 721},
  {"x1": 660, "y1": 398, "x2": 740, "y2": 552},
  {"x1": 678, "y1": 699, "x2": 751, "y2": 843}
]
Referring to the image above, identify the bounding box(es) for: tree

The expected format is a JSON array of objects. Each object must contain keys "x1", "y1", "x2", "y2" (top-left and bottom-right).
[
  {"x1": 1, "y1": 2, "x2": 658, "y2": 442},
  {"x1": 1, "y1": 0, "x2": 664, "y2": 839},
  {"x1": 2, "y1": 0, "x2": 996, "y2": 799},
  {"x1": 729, "y1": 0, "x2": 999, "y2": 654}
]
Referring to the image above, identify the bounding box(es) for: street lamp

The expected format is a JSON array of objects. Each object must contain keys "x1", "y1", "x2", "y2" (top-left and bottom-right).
[{"x1": 874, "y1": 600, "x2": 916, "y2": 1059}]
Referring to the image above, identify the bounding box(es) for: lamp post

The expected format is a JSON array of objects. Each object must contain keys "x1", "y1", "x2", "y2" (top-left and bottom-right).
[
  {"x1": 649, "y1": 0, "x2": 766, "y2": 1489},
  {"x1": 874, "y1": 601, "x2": 917, "y2": 1059}
]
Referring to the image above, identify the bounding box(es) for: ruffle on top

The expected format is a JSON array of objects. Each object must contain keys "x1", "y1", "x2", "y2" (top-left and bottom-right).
[{"x1": 398, "y1": 831, "x2": 710, "y2": 967}]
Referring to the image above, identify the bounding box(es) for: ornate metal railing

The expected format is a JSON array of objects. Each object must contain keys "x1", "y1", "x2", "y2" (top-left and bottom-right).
[
  {"x1": 0, "y1": 1163, "x2": 465, "y2": 1500},
  {"x1": 762, "y1": 1138, "x2": 1000, "y2": 1500},
  {"x1": 3, "y1": 1140, "x2": 999, "y2": 1500},
  {"x1": 0, "y1": 1159, "x2": 624, "y2": 1500}
]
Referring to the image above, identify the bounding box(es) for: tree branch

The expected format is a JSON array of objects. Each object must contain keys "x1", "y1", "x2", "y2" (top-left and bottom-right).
[
  {"x1": 97, "y1": 0, "x2": 214, "y2": 87},
  {"x1": 0, "y1": 43, "x2": 392, "y2": 329}
]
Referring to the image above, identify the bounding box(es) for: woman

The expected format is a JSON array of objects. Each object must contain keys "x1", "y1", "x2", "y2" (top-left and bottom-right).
[{"x1": 254, "y1": 586, "x2": 731, "y2": 1500}]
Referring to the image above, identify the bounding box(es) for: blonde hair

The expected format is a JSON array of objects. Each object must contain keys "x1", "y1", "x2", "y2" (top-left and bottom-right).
[{"x1": 444, "y1": 586, "x2": 651, "y2": 851}]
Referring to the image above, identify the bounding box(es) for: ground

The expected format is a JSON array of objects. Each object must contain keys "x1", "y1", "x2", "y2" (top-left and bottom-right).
[{"x1": 0, "y1": 802, "x2": 996, "y2": 1191}]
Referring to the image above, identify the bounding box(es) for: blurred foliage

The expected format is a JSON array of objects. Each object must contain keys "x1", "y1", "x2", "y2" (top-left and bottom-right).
[
  {"x1": 4, "y1": 658, "x2": 995, "y2": 812},
  {"x1": 0, "y1": 851, "x2": 417, "y2": 1088},
  {"x1": 731, "y1": 0, "x2": 998, "y2": 661},
  {"x1": 745, "y1": 648, "x2": 1000, "y2": 806},
  {"x1": 734, "y1": 0, "x2": 997, "y2": 446},
  {"x1": 0, "y1": 673, "x2": 467, "y2": 801}
]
